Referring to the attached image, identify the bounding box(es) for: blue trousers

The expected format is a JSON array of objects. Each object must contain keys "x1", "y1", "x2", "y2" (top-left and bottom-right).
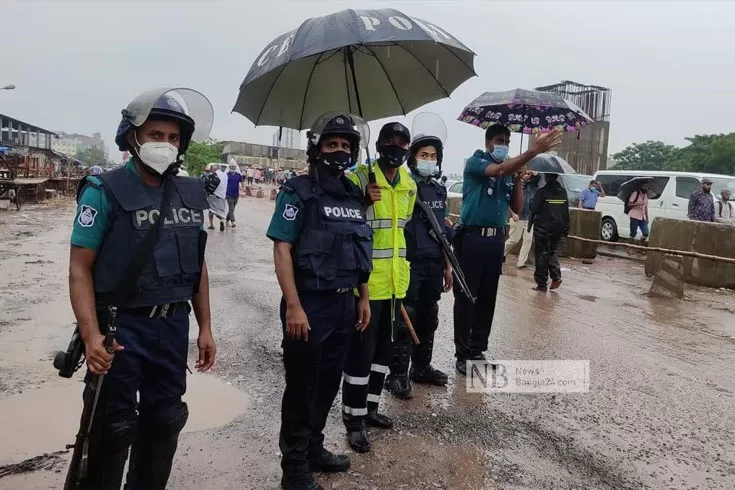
[{"x1": 452, "y1": 230, "x2": 505, "y2": 361}]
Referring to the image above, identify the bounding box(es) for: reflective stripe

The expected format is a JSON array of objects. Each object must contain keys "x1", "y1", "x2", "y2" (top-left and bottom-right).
[
  {"x1": 343, "y1": 373, "x2": 369, "y2": 385},
  {"x1": 367, "y1": 394, "x2": 381, "y2": 403},
  {"x1": 370, "y1": 363, "x2": 389, "y2": 374},
  {"x1": 373, "y1": 248, "x2": 394, "y2": 259},
  {"x1": 343, "y1": 405, "x2": 368, "y2": 416},
  {"x1": 398, "y1": 248, "x2": 406, "y2": 258},
  {"x1": 370, "y1": 219, "x2": 393, "y2": 229},
  {"x1": 397, "y1": 218, "x2": 407, "y2": 228},
  {"x1": 356, "y1": 170, "x2": 368, "y2": 191}
]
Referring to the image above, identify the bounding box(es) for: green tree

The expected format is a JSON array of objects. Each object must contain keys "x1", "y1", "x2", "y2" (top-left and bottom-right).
[
  {"x1": 674, "y1": 134, "x2": 735, "y2": 175},
  {"x1": 611, "y1": 141, "x2": 679, "y2": 171},
  {"x1": 77, "y1": 145, "x2": 107, "y2": 166},
  {"x1": 183, "y1": 140, "x2": 225, "y2": 176}
]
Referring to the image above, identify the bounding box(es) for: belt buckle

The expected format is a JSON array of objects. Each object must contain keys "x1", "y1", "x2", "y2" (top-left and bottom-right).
[{"x1": 149, "y1": 303, "x2": 172, "y2": 318}]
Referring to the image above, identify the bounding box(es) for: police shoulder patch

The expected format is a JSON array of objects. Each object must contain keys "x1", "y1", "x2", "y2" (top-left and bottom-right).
[
  {"x1": 77, "y1": 204, "x2": 98, "y2": 228},
  {"x1": 282, "y1": 203, "x2": 299, "y2": 221}
]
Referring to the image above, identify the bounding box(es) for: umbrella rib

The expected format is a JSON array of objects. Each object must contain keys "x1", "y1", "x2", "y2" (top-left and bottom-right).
[
  {"x1": 393, "y1": 42, "x2": 450, "y2": 99},
  {"x1": 254, "y1": 64, "x2": 289, "y2": 128},
  {"x1": 361, "y1": 43, "x2": 407, "y2": 115},
  {"x1": 298, "y1": 51, "x2": 328, "y2": 130},
  {"x1": 436, "y1": 42, "x2": 476, "y2": 77}
]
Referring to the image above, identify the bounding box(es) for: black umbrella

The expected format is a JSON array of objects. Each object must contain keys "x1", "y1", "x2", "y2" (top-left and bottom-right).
[
  {"x1": 458, "y1": 88, "x2": 592, "y2": 135},
  {"x1": 616, "y1": 176, "x2": 666, "y2": 202},
  {"x1": 527, "y1": 153, "x2": 576, "y2": 174},
  {"x1": 233, "y1": 8, "x2": 476, "y2": 130}
]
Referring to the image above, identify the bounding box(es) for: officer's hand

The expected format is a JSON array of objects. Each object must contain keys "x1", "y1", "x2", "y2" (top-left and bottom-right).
[
  {"x1": 286, "y1": 305, "x2": 311, "y2": 341},
  {"x1": 443, "y1": 267, "x2": 454, "y2": 293},
  {"x1": 365, "y1": 183, "x2": 381, "y2": 204},
  {"x1": 356, "y1": 298, "x2": 371, "y2": 332},
  {"x1": 196, "y1": 331, "x2": 216, "y2": 372},
  {"x1": 84, "y1": 334, "x2": 124, "y2": 375},
  {"x1": 531, "y1": 127, "x2": 563, "y2": 154},
  {"x1": 511, "y1": 212, "x2": 520, "y2": 222}
]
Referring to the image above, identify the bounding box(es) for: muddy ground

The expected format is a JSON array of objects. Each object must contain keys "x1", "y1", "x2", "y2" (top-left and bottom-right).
[{"x1": 0, "y1": 196, "x2": 733, "y2": 490}]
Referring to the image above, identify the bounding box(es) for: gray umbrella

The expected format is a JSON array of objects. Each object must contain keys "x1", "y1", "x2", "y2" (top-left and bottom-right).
[
  {"x1": 527, "y1": 153, "x2": 576, "y2": 174},
  {"x1": 616, "y1": 176, "x2": 666, "y2": 202},
  {"x1": 233, "y1": 8, "x2": 476, "y2": 130}
]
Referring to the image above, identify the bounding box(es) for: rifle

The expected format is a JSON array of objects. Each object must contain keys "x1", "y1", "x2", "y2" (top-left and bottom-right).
[{"x1": 414, "y1": 198, "x2": 476, "y2": 304}]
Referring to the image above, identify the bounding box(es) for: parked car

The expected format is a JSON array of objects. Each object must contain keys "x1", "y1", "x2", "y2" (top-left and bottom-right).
[
  {"x1": 591, "y1": 170, "x2": 735, "y2": 241},
  {"x1": 446, "y1": 173, "x2": 592, "y2": 207}
]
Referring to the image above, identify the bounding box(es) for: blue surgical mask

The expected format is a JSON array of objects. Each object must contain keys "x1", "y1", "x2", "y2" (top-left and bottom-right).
[
  {"x1": 416, "y1": 159, "x2": 437, "y2": 177},
  {"x1": 490, "y1": 145, "x2": 509, "y2": 162}
]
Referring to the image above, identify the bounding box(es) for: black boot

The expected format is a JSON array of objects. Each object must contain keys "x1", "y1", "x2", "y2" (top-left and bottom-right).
[
  {"x1": 308, "y1": 447, "x2": 350, "y2": 473},
  {"x1": 281, "y1": 472, "x2": 324, "y2": 490},
  {"x1": 87, "y1": 417, "x2": 137, "y2": 490},
  {"x1": 366, "y1": 410, "x2": 393, "y2": 429},
  {"x1": 455, "y1": 359, "x2": 467, "y2": 376},
  {"x1": 125, "y1": 403, "x2": 188, "y2": 490},
  {"x1": 347, "y1": 427, "x2": 371, "y2": 453},
  {"x1": 410, "y1": 365, "x2": 448, "y2": 386},
  {"x1": 385, "y1": 374, "x2": 413, "y2": 399}
]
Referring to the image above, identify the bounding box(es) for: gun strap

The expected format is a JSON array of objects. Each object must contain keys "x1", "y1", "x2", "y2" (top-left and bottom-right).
[{"x1": 109, "y1": 176, "x2": 176, "y2": 309}]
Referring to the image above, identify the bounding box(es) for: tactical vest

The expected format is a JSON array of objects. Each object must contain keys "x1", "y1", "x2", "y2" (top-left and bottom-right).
[
  {"x1": 406, "y1": 178, "x2": 447, "y2": 262},
  {"x1": 288, "y1": 175, "x2": 373, "y2": 291},
  {"x1": 86, "y1": 168, "x2": 208, "y2": 308}
]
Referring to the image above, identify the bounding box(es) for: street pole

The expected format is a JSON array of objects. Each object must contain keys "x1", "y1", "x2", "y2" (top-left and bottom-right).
[{"x1": 1, "y1": 84, "x2": 16, "y2": 91}]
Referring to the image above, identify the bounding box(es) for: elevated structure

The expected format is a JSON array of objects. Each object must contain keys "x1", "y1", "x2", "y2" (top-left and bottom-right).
[
  {"x1": 0, "y1": 113, "x2": 63, "y2": 178},
  {"x1": 222, "y1": 141, "x2": 308, "y2": 170},
  {"x1": 534, "y1": 81, "x2": 612, "y2": 175}
]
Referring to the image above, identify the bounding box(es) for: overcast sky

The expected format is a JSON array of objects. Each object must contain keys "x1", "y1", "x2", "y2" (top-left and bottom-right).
[{"x1": 3, "y1": 0, "x2": 734, "y2": 175}]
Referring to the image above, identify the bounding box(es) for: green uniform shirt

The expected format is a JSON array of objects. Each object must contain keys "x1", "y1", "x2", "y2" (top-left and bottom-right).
[
  {"x1": 460, "y1": 150, "x2": 514, "y2": 228},
  {"x1": 70, "y1": 161, "x2": 140, "y2": 250},
  {"x1": 266, "y1": 189, "x2": 304, "y2": 244}
]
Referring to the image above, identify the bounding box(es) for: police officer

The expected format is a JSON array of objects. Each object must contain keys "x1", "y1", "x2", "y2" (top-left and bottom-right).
[
  {"x1": 453, "y1": 126, "x2": 561, "y2": 375},
  {"x1": 386, "y1": 130, "x2": 453, "y2": 399},
  {"x1": 69, "y1": 88, "x2": 217, "y2": 489},
  {"x1": 266, "y1": 112, "x2": 372, "y2": 490},
  {"x1": 341, "y1": 122, "x2": 416, "y2": 453},
  {"x1": 528, "y1": 173, "x2": 570, "y2": 291}
]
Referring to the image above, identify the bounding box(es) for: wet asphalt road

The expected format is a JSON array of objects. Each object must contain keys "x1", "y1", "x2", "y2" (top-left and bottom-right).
[{"x1": 0, "y1": 196, "x2": 734, "y2": 490}]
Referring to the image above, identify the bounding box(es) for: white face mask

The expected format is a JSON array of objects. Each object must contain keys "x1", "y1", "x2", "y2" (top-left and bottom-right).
[
  {"x1": 416, "y1": 159, "x2": 438, "y2": 177},
  {"x1": 135, "y1": 133, "x2": 178, "y2": 175}
]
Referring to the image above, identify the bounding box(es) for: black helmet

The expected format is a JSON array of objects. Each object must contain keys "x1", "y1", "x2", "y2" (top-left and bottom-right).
[
  {"x1": 375, "y1": 122, "x2": 411, "y2": 153},
  {"x1": 408, "y1": 133, "x2": 444, "y2": 170},
  {"x1": 307, "y1": 112, "x2": 368, "y2": 165}
]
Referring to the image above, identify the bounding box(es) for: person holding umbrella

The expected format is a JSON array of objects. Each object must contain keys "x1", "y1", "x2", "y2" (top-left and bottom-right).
[
  {"x1": 341, "y1": 122, "x2": 416, "y2": 453},
  {"x1": 453, "y1": 125, "x2": 562, "y2": 375},
  {"x1": 528, "y1": 173, "x2": 570, "y2": 291},
  {"x1": 266, "y1": 112, "x2": 372, "y2": 490}
]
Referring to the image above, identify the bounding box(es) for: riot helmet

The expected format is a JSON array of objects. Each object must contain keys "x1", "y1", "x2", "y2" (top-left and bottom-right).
[
  {"x1": 307, "y1": 112, "x2": 369, "y2": 172},
  {"x1": 408, "y1": 112, "x2": 447, "y2": 178},
  {"x1": 114, "y1": 87, "x2": 214, "y2": 176},
  {"x1": 376, "y1": 122, "x2": 411, "y2": 168}
]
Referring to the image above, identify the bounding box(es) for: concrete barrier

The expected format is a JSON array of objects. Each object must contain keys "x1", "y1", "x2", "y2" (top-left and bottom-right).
[
  {"x1": 245, "y1": 186, "x2": 252, "y2": 197},
  {"x1": 645, "y1": 217, "x2": 735, "y2": 289},
  {"x1": 446, "y1": 196, "x2": 600, "y2": 259},
  {"x1": 270, "y1": 188, "x2": 277, "y2": 201}
]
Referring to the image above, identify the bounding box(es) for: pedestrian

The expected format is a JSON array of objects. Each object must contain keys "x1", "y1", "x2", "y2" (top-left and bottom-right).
[
  {"x1": 255, "y1": 167, "x2": 263, "y2": 185},
  {"x1": 342, "y1": 122, "x2": 416, "y2": 453},
  {"x1": 247, "y1": 166, "x2": 255, "y2": 185},
  {"x1": 504, "y1": 170, "x2": 537, "y2": 269},
  {"x1": 267, "y1": 112, "x2": 372, "y2": 490},
  {"x1": 528, "y1": 173, "x2": 570, "y2": 292},
  {"x1": 68, "y1": 88, "x2": 216, "y2": 489},
  {"x1": 627, "y1": 182, "x2": 650, "y2": 241},
  {"x1": 206, "y1": 163, "x2": 229, "y2": 231},
  {"x1": 688, "y1": 178, "x2": 716, "y2": 222},
  {"x1": 226, "y1": 162, "x2": 243, "y2": 227},
  {"x1": 578, "y1": 179, "x2": 605, "y2": 210},
  {"x1": 385, "y1": 128, "x2": 452, "y2": 400},
  {"x1": 715, "y1": 188, "x2": 734, "y2": 225},
  {"x1": 453, "y1": 126, "x2": 561, "y2": 375}
]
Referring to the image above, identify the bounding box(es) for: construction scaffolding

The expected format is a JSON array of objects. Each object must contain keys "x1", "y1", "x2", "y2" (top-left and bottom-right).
[{"x1": 534, "y1": 81, "x2": 612, "y2": 175}]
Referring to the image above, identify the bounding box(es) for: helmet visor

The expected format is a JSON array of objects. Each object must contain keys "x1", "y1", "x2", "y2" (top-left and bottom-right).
[{"x1": 411, "y1": 112, "x2": 447, "y2": 147}]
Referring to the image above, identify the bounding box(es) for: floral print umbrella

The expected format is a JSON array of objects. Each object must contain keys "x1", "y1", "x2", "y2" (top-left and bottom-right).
[{"x1": 457, "y1": 88, "x2": 593, "y2": 134}]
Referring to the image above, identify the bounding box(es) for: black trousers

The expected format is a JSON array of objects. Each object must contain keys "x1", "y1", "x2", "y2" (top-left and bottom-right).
[
  {"x1": 533, "y1": 229, "x2": 562, "y2": 287},
  {"x1": 391, "y1": 259, "x2": 444, "y2": 374},
  {"x1": 279, "y1": 291, "x2": 354, "y2": 475},
  {"x1": 452, "y1": 229, "x2": 505, "y2": 361},
  {"x1": 342, "y1": 298, "x2": 397, "y2": 431}
]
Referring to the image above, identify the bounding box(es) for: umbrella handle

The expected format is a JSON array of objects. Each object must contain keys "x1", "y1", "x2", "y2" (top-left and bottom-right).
[{"x1": 345, "y1": 47, "x2": 377, "y2": 184}]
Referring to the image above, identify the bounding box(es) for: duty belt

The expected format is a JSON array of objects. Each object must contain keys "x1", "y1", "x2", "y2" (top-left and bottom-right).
[
  {"x1": 464, "y1": 226, "x2": 502, "y2": 237},
  {"x1": 119, "y1": 301, "x2": 189, "y2": 318}
]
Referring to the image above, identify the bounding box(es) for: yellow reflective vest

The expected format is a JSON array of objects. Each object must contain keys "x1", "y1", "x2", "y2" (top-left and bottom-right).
[{"x1": 349, "y1": 164, "x2": 416, "y2": 300}]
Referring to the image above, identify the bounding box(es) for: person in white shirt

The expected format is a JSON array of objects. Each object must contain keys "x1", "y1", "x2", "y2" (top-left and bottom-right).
[
  {"x1": 206, "y1": 163, "x2": 229, "y2": 231},
  {"x1": 715, "y1": 189, "x2": 734, "y2": 225}
]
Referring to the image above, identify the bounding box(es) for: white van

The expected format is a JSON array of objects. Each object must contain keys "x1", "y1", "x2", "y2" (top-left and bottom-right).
[{"x1": 592, "y1": 170, "x2": 735, "y2": 241}]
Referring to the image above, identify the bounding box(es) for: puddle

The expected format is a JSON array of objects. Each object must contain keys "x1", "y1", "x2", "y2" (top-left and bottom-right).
[
  {"x1": 579, "y1": 295, "x2": 598, "y2": 302},
  {"x1": 0, "y1": 373, "x2": 248, "y2": 465}
]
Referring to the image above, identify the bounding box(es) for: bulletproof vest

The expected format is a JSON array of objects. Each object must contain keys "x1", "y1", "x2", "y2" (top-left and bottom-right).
[
  {"x1": 406, "y1": 179, "x2": 446, "y2": 262},
  {"x1": 90, "y1": 168, "x2": 208, "y2": 308},
  {"x1": 287, "y1": 175, "x2": 373, "y2": 291}
]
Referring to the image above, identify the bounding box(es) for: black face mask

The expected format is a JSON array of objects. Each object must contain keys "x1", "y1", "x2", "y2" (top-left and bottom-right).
[
  {"x1": 378, "y1": 145, "x2": 410, "y2": 168},
  {"x1": 318, "y1": 150, "x2": 352, "y2": 174}
]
